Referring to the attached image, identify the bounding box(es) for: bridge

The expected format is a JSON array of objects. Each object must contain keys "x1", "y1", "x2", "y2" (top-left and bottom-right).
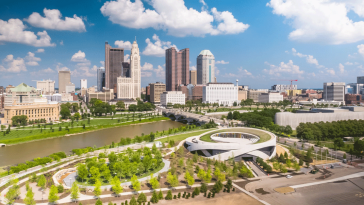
[{"x1": 157, "y1": 107, "x2": 225, "y2": 125}]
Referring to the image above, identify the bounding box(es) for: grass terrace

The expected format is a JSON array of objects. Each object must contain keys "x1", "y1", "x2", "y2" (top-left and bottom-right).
[{"x1": 199, "y1": 128, "x2": 272, "y2": 144}]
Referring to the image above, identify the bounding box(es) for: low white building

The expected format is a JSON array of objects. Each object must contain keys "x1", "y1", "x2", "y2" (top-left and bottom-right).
[
  {"x1": 203, "y1": 82, "x2": 238, "y2": 106},
  {"x1": 65, "y1": 82, "x2": 75, "y2": 94},
  {"x1": 258, "y1": 92, "x2": 283, "y2": 103},
  {"x1": 160, "y1": 91, "x2": 185, "y2": 106}
]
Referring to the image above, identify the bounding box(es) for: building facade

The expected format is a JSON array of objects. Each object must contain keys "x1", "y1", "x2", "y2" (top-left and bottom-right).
[
  {"x1": 80, "y1": 79, "x2": 87, "y2": 89},
  {"x1": 105, "y1": 42, "x2": 124, "y2": 93},
  {"x1": 160, "y1": 91, "x2": 186, "y2": 106},
  {"x1": 203, "y1": 82, "x2": 238, "y2": 106},
  {"x1": 97, "y1": 67, "x2": 105, "y2": 91},
  {"x1": 86, "y1": 89, "x2": 114, "y2": 103},
  {"x1": 65, "y1": 82, "x2": 75, "y2": 94},
  {"x1": 247, "y1": 90, "x2": 269, "y2": 102},
  {"x1": 150, "y1": 82, "x2": 166, "y2": 104},
  {"x1": 271, "y1": 84, "x2": 297, "y2": 92},
  {"x1": 4, "y1": 98, "x2": 59, "y2": 125},
  {"x1": 36, "y1": 80, "x2": 55, "y2": 94},
  {"x1": 345, "y1": 94, "x2": 364, "y2": 105},
  {"x1": 58, "y1": 71, "x2": 71, "y2": 93},
  {"x1": 190, "y1": 70, "x2": 197, "y2": 85},
  {"x1": 258, "y1": 92, "x2": 283, "y2": 103},
  {"x1": 4, "y1": 83, "x2": 41, "y2": 107},
  {"x1": 0, "y1": 86, "x2": 4, "y2": 94},
  {"x1": 323, "y1": 82, "x2": 345, "y2": 103},
  {"x1": 197, "y1": 50, "x2": 215, "y2": 85},
  {"x1": 165, "y1": 47, "x2": 189, "y2": 91},
  {"x1": 357, "y1": 76, "x2": 364, "y2": 84},
  {"x1": 117, "y1": 40, "x2": 141, "y2": 100}
]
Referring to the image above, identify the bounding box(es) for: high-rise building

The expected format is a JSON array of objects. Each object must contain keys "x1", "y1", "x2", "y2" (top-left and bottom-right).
[
  {"x1": 0, "y1": 86, "x2": 4, "y2": 94},
  {"x1": 357, "y1": 76, "x2": 364, "y2": 84},
  {"x1": 150, "y1": 82, "x2": 166, "y2": 104},
  {"x1": 105, "y1": 42, "x2": 124, "y2": 93},
  {"x1": 165, "y1": 47, "x2": 189, "y2": 91},
  {"x1": 197, "y1": 50, "x2": 215, "y2": 85},
  {"x1": 97, "y1": 67, "x2": 105, "y2": 91},
  {"x1": 58, "y1": 71, "x2": 71, "y2": 93},
  {"x1": 117, "y1": 40, "x2": 141, "y2": 99},
  {"x1": 190, "y1": 70, "x2": 197, "y2": 85},
  {"x1": 323, "y1": 82, "x2": 345, "y2": 102},
  {"x1": 37, "y1": 80, "x2": 55, "y2": 94},
  {"x1": 80, "y1": 79, "x2": 87, "y2": 89}
]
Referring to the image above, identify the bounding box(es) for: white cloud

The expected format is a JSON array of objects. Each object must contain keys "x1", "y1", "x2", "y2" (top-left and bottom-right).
[
  {"x1": 306, "y1": 55, "x2": 319, "y2": 66},
  {"x1": 339, "y1": 63, "x2": 345, "y2": 74},
  {"x1": 60, "y1": 40, "x2": 64, "y2": 45},
  {"x1": 223, "y1": 67, "x2": 252, "y2": 78},
  {"x1": 264, "y1": 60, "x2": 304, "y2": 76},
  {"x1": 358, "y1": 44, "x2": 364, "y2": 58},
  {"x1": 142, "y1": 34, "x2": 177, "y2": 57},
  {"x1": 215, "y1": 60, "x2": 229, "y2": 64},
  {"x1": 141, "y1": 62, "x2": 154, "y2": 71},
  {"x1": 141, "y1": 72, "x2": 153, "y2": 77},
  {"x1": 100, "y1": 0, "x2": 249, "y2": 37},
  {"x1": 71, "y1": 50, "x2": 89, "y2": 63},
  {"x1": 291, "y1": 48, "x2": 323, "y2": 68},
  {"x1": 30, "y1": 67, "x2": 55, "y2": 76},
  {"x1": 100, "y1": 61, "x2": 105, "y2": 67},
  {"x1": 36, "y1": 48, "x2": 45, "y2": 53},
  {"x1": 0, "y1": 19, "x2": 55, "y2": 47},
  {"x1": 124, "y1": 54, "x2": 130, "y2": 62},
  {"x1": 154, "y1": 65, "x2": 165, "y2": 78},
  {"x1": 0, "y1": 54, "x2": 27, "y2": 73},
  {"x1": 267, "y1": 0, "x2": 364, "y2": 44},
  {"x1": 25, "y1": 8, "x2": 86, "y2": 32},
  {"x1": 56, "y1": 63, "x2": 70, "y2": 71},
  {"x1": 345, "y1": 62, "x2": 353, "y2": 66},
  {"x1": 115, "y1": 40, "x2": 132, "y2": 50},
  {"x1": 215, "y1": 67, "x2": 220, "y2": 76},
  {"x1": 190, "y1": 65, "x2": 196, "y2": 71},
  {"x1": 326, "y1": 68, "x2": 336, "y2": 75},
  {"x1": 70, "y1": 51, "x2": 96, "y2": 77},
  {"x1": 25, "y1": 52, "x2": 41, "y2": 66}
]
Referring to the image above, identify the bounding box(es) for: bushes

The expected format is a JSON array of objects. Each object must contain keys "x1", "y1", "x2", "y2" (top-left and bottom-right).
[{"x1": 256, "y1": 157, "x2": 273, "y2": 173}]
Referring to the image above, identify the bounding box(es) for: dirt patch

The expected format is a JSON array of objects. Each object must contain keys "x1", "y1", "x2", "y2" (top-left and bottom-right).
[
  {"x1": 276, "y1": 145, "x2": 287, "y2": 156},
  {"x1": 274, "y1": 187, "x2": 295, "y2": 194},
  {"x1": 255, "y1": 188, "x2": 270, "y2": 195},
  {"x1": 58, "y1": 171, "x2": 75, "y2": 184}
]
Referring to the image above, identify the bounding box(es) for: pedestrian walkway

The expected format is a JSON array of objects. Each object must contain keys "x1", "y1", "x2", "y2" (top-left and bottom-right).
[{"x1": 232, "y1": 183, "x2": 271, "y2": 205}]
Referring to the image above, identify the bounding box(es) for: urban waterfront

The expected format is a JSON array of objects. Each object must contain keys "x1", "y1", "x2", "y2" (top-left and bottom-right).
[{"x1": 0, "y1": 120, "x2": 182, "y2": 166}]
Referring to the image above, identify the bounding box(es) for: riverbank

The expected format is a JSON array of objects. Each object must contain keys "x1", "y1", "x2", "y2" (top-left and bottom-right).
[{"x1": 0, "y1": 116, "x2": 170, "y2": 145}]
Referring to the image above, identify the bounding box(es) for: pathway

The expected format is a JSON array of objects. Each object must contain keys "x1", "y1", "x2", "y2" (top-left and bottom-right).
[{"x1": 232, "y1": 182, "x2": 271, "y2": 205}]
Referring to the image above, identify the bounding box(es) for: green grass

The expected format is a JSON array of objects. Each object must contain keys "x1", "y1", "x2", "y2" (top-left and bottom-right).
[
  {"x1": 157, "y1": 129, "x2": 217, "y2": 143},
  {"x1": 198, "y1": 128, "x2": 272, "y2": 144},
  {"x1": 0, "y1": 116, "x2": 169, "y2": 145}
]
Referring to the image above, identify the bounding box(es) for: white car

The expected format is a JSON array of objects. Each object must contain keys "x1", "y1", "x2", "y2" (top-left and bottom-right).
[{"x1": 286, "y1": 175, "x2": 293, "y2": 179}]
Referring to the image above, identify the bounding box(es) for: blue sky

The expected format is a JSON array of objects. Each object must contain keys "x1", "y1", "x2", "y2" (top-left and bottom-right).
[{"x1": 1, "y1": 0, "x2": 364, "y2": 89}]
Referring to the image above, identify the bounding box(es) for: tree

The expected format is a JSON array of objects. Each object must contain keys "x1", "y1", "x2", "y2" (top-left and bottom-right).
[
  {"x1": 212, "y1": 180, "x2": 223, "y2": 193},
  {"x1": 60, "y1": 105, "x2": 71, "y2": 119},
  {"x1": 116, "y1": 101, "x2": 125, "y2": 110},
  {"x1": 200, "y1": 183, "x2": 207, "y2": 193},
  {"x1": 90, "y1": 167, "x2": 100, "y2": 182},
  {"x1": 95, "y1": 199, "x2": 102, "y2": 205},
  {"x1": 130, "y1": 196, "x2": 137, "y2": 205},
  {"x1": 197, "y1": 169, "x2": 205, "y2": 181},
  {"x1": 37, "y1": 175, "x2": 47, "y2": 189},
  {"x1": 70, "y1": 182, "x2": 79, "y2": 201},
  {"x1": 77, "y1": 164, "x2": 88, "y2": 182},
  {"x1": 137, "y1": 193, "x2": 147, "y2": 203},
  {"x1": 158, "y1": 189, "x2": 163, "y2": 200},
  {"x1": 150, "y1": 191, "x2": 159, "y2": 203},
  {"x1": 5, "y1": 187, "x2": 17, "y2": 205},
  {"x1": 286, "y1": 159, "x2": 292, "y2": 168},
  {"x1": 334, "y1": 138, "x2": 345, "y2": 150},
  {"x1": 111, "y1": 176, "x2": 123, "y2": 195},
  {"x1": 165, "y1": 190, "x2": 173, "y2": 200},
  {"x1": 24, "y1": 187, "x2": 36, "y2": 205},
  {"x1": 149, "y1": 174, "x2": 160, "y2": 189},
  {"x1": 131, "y1": 175, "x2": 141, "y2": 191},
  {"x1": 203, "y1": 169, "x2": 212, "y2": 183},
  {"x1": 48, "y1": 185, "x2": 59, "y2": 204},
  {"x1": 184, "y1": 172, "x2": 195, "y2": 187},
  {"x1": 74, "y1": 112, "x2": 81, "y2": 121},
  {"x1": 94, "y1": 179, "x2": 102, "y2": 198},
  {"x1": 226, "y1": 179, "x2": 233, "y2": 190}
]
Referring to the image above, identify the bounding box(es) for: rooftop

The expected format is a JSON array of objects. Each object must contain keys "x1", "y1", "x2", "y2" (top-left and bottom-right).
[
  {"x1": 10, "y1": 83, "x2": 35, "y2": 92},
  {"x1": 199, "y1": 50, "x2": 213, "y2": 56}
]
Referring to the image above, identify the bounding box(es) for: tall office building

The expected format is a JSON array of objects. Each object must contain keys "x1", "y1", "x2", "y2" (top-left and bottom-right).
[
  {"x1": 117, "y1": 40, "x2": 141, "y2": 99},
  {"x1": 357, "y1": 76, "x2": 364, "y2": 84},
  {"x1": 197, "y1": 50, "x2": 215, "y2": 85},
  {"x1": 97, "y1": 67, "x2": 105, "y2": 91},
  {"x1": 58, "y1": 71, "x2": 71, "y2": 93},
  {"x1": 150, "y1": 82, "x2": 166, "y2": 104},
  {"x1": 165, "y1": 47, "x2": 189, "y2": 91},
  {"x1": 323, "y1": 82, "x2": 345, "y2": 102},
  {"x1": 80, "y1": 79, "x2": 87, "y2": 89},
  {"x1": 190, "y1": 70, "x2": 197, "y2": 85},
  {"x1": 105, "y1": 42, "x2": 124, "y2": 93},
  {"x1": 36, "y1": 80, "x2": 55, "y2": 94}
]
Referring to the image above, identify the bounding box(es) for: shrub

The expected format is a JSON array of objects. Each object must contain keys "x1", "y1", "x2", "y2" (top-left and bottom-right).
[
  {"x1": 57, "y1": 184, "x2": 64, "y2": 193},
  {"x1": 165, "y1": 190, "x2": 173, "y2": 200}
]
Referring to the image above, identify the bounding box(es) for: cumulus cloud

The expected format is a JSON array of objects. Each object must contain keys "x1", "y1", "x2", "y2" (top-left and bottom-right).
[
  {"x1": 154, "y1": 65, "x2": 165, "y2": 78},
  {"x1": 141, "y1": 72, "x2": 152, "y2": 77},
  {"x1": 326, "y1": 68, "x2": 336, "y2": 75},
  {"x1": 190, "y1": 65, "x2": 196, "y2": 71},
  {"x1": 264, "y1": 60, "x2": 304, "y2": 76},
  {"x1": 345, "y1": 62, "x2": 354, "y2": 66},
  {"x1": 358, "y1": 44, "x2": 364, "y2": 58},
  {"x1": 115, "y1": 40, "x2": 132, "y2": 50},
  {"x1": 0, "y1": 19, "x2": 55, "y2": 47},
  {"x1": 55, "y1": 63, "x2": 70, "y2": 71},
  {"x1": 70, "y1": 51, "x2": 96, "y2": 77},
  {"x1": 215, "y1": 60, "x2": 229, "y2": 64},
  {"x1": 141, "y1": 62, "x2": 154, "y2": 71},
  {"x1": 60, "y1": 40, "x2": 64, "y2": 45},
  {"x1": 223, "y1": 67, "x2": 252, "y2": 78},
  {"x1": 25, "y1": 8, "x2": 86, "y2": 32},
  {"x1": 142, "y1": 34, "x2": 177, "y2": 57},
  {"x1": 100, "y1": 61, "x2": 105, "y2": 67},
  {"x1": 100, "y1": 0, "x2": 249, "y2": 37},
  {"x1": 124, "y1": 54, "x2": 130, "y2": 62},
  {"x1": 339, "y1": 63, "x2": 345, "y2": 74},
  {"x1": 291, "y1": 48, "x2": 323, "y2": 68},
  {"x1": 30, "y1": 67, "x2": 55, "y2": 76},
  {"x1": 25, "y1": 52, "x2": 41, "y2": 66},
  {"x1": 36, "y1": 48, "x2": 45, "y2": 53},
  {"x1": 267, "y1": 0, "x2": 364, "y2": 44},
  {"x1": 0, "y1": 54, "x2": 27, "y2": 73}
]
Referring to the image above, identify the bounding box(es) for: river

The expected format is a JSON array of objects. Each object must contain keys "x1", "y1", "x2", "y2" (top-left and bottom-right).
[{"x1": 0, "y1": 120, "x2": 182, "y2": 167}]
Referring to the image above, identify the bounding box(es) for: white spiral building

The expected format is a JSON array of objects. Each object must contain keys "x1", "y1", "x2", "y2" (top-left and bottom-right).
[{"x1": 184, "y1": 128, "x2": 276, "y2": 161}]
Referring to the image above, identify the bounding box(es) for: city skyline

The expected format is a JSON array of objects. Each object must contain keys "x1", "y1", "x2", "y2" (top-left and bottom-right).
[{"x1": 1, "y1": 0, "x2": 364, "y2": 89}]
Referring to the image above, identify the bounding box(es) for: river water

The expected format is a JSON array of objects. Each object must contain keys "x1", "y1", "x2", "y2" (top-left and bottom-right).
[{"x1": 0, "y1": 120, "x2": 182, "y2": 166}]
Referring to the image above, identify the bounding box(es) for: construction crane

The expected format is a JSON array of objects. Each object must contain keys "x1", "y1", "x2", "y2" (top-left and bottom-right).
[{"x1": 277, "y1": 79, "x2": 298, "y2": 90}]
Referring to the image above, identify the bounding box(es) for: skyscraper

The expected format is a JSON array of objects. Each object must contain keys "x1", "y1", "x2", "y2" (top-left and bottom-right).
[
  {"x1": 105, "y1": 42, "x2": 124, "y2": 94},
  {"x1": 197, "y1": 50, "x2": 215, "y2": 85},
  {"x1": 323, "y1": 82, "x2": 345, "y2": 102},
  {"x1": 58, "y1": 71, "x2": 71, "y2": 93},
  {"x1": 190, "y1": 70, "x2": 197, "y2": 85},
  {"x1": 165, "y1": 47, "x2": 189, "y2": 91},
  {"x1": 117, "y1": 40, "x2": 141, "y2": 99},
  {"x1": 97, "y1": 67, "x2": 105, "y2": 91}
]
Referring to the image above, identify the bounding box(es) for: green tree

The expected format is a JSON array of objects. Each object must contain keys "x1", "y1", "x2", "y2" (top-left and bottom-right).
[
  {"x1": 60, "y1": 105, "x2": 71, "y2": 119},
  {"x1": 131, "y1": 175, "x2": 141, "y2": 191},
  {"x1": 158, "y1": 189, "x2": 163, "y2": 200},
  {"x1": 203, "y1": 169, "x2": 212, "y2": 183},
  {"x1": 111, "y1": 176, "x2": 123, "y2": 195},
  {"x1": 184, "y1": 172, "x2": 195, "y2": 187},
  {"x1": 116, "y1": 101, "x2": 125, "y2": 110},
  {"x1": 37, "y1": 175, "x2": 47, "y2": 189},
  {"x1": 137, "y1": 193, "x2": 147, "y2": 203},
  {"x1": 150, "y1": 191, "x2": 159, "y2": 203},
  {"x1": 149, "y1": 174, "x2": 160, "y2": 189},
  {"x1": 94, "y1": 179, "x2": 102, "y2": 198},
  {"x1": 70, "y1": 182, "x2": 79, "y2": 201},
  {"x1": 77, "y1": 164, "x2": 88, "y2": 182},
  {"x1": 130, "y1": 196, "x2": 137, "y2": 205},
  {"x1": 74, "y1": 112, "x2": 81, "y2": 121},
  {"x1": 90, "y1": 167, "x2": 100, "y2": 182},
  {"x1": 200, "y1": 183, "x2": 207, "y2": 193},
  {"x1": 166, "y1": 172, "x2": 179, "y2": 187},
  {"x1": 95, "y1": 199, "x2": 102, "y2": 205},
  {"x1": 24, "y1": 187, "x2": 36, "y2": 205},
  {"x1": 165, "y1": 190, "x2": 173, "y2": 200},
  {"x1": 48, "y1": 185, "x2": 59, "y2": 204}
]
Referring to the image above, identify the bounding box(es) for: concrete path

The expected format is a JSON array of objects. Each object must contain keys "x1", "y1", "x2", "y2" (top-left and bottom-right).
[
  {"x1": 290, "y1": 171, "x2": 364, "y2": 189},
  {"x1": 232, "y1": 182, "x2": 271, "y2": 205}
]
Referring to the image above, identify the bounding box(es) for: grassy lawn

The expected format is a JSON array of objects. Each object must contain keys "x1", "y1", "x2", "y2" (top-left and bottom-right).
[
  {"x1": 157, "y1": 129, "x2": 217, "y2": 143},
  {"x1": 0, "y1": 116, "x2": 170, "y2": 145},
  {"x1": 198, "y1": 128, "x2": 272, "y2": 144}
]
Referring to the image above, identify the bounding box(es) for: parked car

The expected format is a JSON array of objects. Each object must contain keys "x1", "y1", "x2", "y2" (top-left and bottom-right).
[{"x1": 286, "y1": 175, "x2": 293, "y2": 179}]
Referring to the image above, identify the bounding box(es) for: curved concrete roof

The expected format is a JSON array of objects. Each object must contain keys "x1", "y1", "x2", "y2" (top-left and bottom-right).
[{"x1": 199, "y1": 50, "x2": 213, "y2": 56}]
